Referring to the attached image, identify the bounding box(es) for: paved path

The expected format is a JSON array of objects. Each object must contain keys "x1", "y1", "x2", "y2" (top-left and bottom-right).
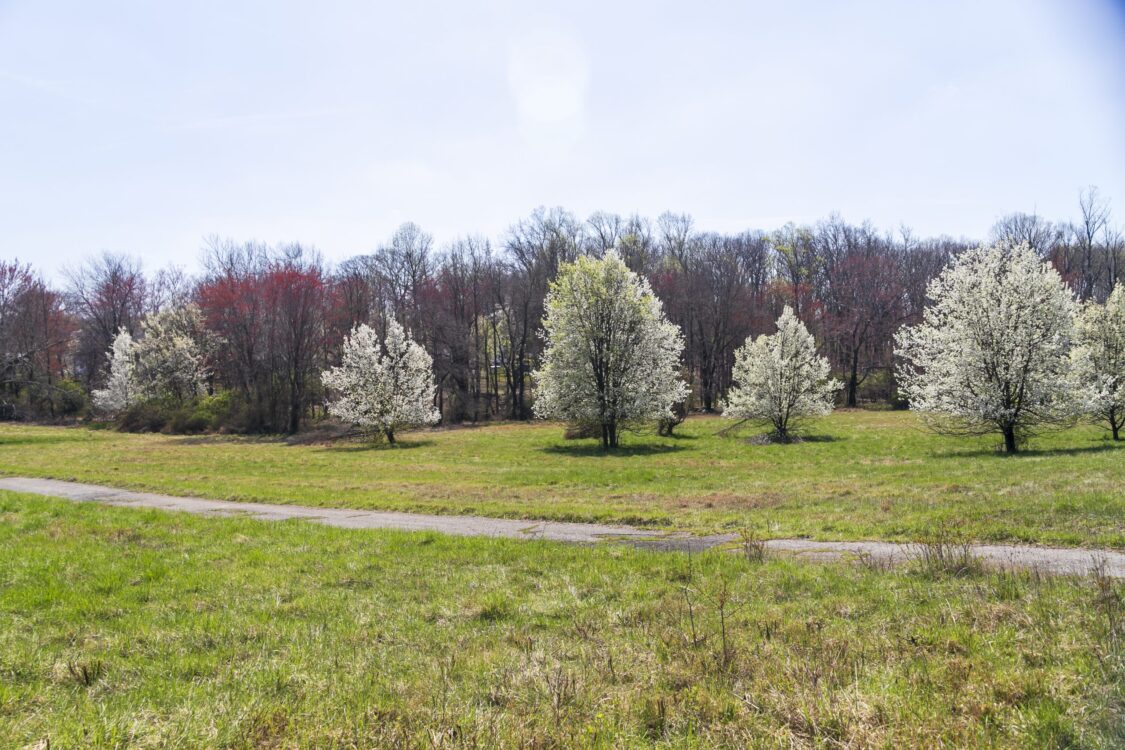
[{"x1": 3, "y1": 476, "x2": 1123, "y2": 578}]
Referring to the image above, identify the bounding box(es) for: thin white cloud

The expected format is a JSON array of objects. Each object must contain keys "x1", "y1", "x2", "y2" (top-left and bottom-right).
[{"x1": 169, "y1": 106, "x2": 365, "y2": 132}]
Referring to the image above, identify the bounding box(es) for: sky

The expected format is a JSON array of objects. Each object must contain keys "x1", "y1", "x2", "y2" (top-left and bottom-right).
[{"x1": 2, "y1": 0, "x2": 1124, "y2": 279}]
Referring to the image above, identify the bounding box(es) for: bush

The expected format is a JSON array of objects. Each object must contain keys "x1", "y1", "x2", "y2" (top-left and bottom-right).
[
  {"x1": 118, "y1": 398, "x2": 180, "y2": 434},
  {"x1": 0, "y1": 379, "x2": 86, "y2": 422},
  {"x1": 52, "y1": 379, "x2": 87, "y2": 417},
  {"x1": 118, "y1": 399, "x2": 172, "y2": 433},
  {"x1": 190, "y1": 391, "x2": 234, "y2": 431},
  {"x1": 115, "y1": 392, "x2": 228, "y2": 434},
  {"x1": 168, "y1": 408, "x2": 210, "y2": 434}
]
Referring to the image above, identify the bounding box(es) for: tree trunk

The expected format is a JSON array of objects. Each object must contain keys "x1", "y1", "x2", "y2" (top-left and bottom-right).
[
  {"x1": 1113, "y1": 423, "x2": 1120, "y2": 441},
  {"x1": 1002, "y1": 425, "x2": 1018, "y2": 454},
  {"x1": 773, "y1": 413, "x2": 789, "y2": 443},
  {"x1": 846, "y1": 351, "x2": 860, "y2": 408},
  {"x1": 600, "y1": 420, "x2": 619, "y2": 450},
  {"x1": 700, "y1": 362, "x2": 714, "y2": 412},
  {"x1": 385, "y1": 428, "x2": 396, "y2": 445},
  {"x1": 517, "y1": 364, "x2": 527, "y2": 419},
  {"x1": 287, "y1": 394, "x2": 301, "y2": 435}
]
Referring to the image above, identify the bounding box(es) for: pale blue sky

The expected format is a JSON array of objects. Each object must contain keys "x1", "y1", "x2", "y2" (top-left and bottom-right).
[{"x1": 2, "y1": 0, "x2": 1124, "y2": 278}]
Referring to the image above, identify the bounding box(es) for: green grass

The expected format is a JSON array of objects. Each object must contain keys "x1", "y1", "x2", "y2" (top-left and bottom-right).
[
  {"x1": 1, "y1": 412, "x2": 1122, "y2": 547},
  {"x1": 1, "y1": 492, "x2": 1121, "y2": 748}
]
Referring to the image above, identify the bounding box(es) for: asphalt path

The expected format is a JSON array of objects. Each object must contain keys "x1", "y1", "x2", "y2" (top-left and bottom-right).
[{"x1": 2, "y1": 476, "x2": 1121, "y2": 578}]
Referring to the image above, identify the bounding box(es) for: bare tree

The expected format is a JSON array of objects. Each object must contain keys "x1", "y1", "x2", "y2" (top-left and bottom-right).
[
  {"x1": 148, "y1": 265, "x2": 195, "y2": 312},
  {"x1": 771, "y1": 223, "x2": 817, "y2": 319},
  {"x1": 1072, "y1": 187, "x2": 1111, "y2": 300},
  {"x1": 497, "y1": 207, "x2": 584, "y2": 418},
  {"x1": 616, "y1": 214, "x2": 658, "y2": 274},
  {"x1": 813, "y1": 218, "x2": 907, "y2": 407},
  {"x1": 585, "y1": 211, "x2": 623, "y2": 257},
  {"x1": 65, "y1": 252, "x2": 147, "y2": 386},
  {"x1": 990, "y1": 212, "x2": 1063, "y2": 259}
]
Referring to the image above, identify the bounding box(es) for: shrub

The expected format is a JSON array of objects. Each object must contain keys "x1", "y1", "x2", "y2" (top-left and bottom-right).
[
  {"x1": 190, "y1": 391, "x2": 234, "y2": 431},
  {"x1": 116, "y1": 391, "x2": 234, "y2": 434},
  {"x1": 167, "y1": 408, "x2": 210, "y2": 434},
  {"x1": 53, "y1": 379, "x2": 88, "y2": 417},
  {"x1": 118, "y1": 399, "x2": 172, "y2": 433}
]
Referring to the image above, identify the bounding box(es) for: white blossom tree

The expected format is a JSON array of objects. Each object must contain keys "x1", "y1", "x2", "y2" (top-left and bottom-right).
[
  {"x1": 724, "y1": 306, "x2": 840, "y2": 442},
  {"x1": 135, "y1": 305, "x2": 208, "y2": 404},
  {"x1": 91, "y1": 329, "x2": 139, "y2": 416},
  {"x1": 533, "y1": 250, "x2": 688, "y2": 450},
  {"x1": 1073, "y1": 283, "x2": 1125, "y2": 440},
  {"x1": 321, "y1": 319, "x2": 439, "y2": 443},
  {"x1": 895, "y1": 241, "x2": 1079, "y2": 453}
]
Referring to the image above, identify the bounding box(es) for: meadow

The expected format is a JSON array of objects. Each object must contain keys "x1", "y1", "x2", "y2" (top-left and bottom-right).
[
  {"x1": 1, "y1": 491, "x2": 1122, "y2": 748},
  {"x1": 0, "y1": 410, "x2": 1122, "y2": 547}
]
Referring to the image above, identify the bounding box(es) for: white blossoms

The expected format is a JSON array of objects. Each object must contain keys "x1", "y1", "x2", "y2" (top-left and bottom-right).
[
  {"x1": 321, "y1": 319, "x2": 440, "y2": 443},
  {"x1": 895, "y1": 241, "x2": 1079, "y2": 452},
  {"x1": 135, "y1": 305, "x2": 208, "y2": 404},
  {"x1": 91, "y1": 329, "x2": 140, "y2": 416},
  {"x1": 1073, "y1": 283, "x2": 1125, "y2": 441},
  {"x1": 533, "y1": 250, "x2": 688, "y2": 449},
  {"x1": 92, "y1": 306, "x2": 209, "y2": 417},
  {"x1": 724, "y1": 306, "x2": 840, "y2": 441}
]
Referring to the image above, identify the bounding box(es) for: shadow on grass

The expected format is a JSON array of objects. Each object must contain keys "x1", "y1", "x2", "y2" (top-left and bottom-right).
[
  {"x1": 656, "y1": 432, "x2": 699, "y2": 441},
  {"x1": 793, "y1": 434, "x2": 841, "y2": 443},
  {"x1": 175, "y1": 434, "x2": 288, "y2": 446},
  {"x1": 325, "y1": 439, "x2": 435, "y2": 452},
  {"x1": 540, "y1": 442, "x2": 688, "y2": 457},
  {"x1": 933, "y1": 442, "x2": 1123, "y2": 459},
  {"x1": 742, "y1": 432, "x2": 841, "y2": 445},
  {"x1": 0, "y1": 435, "x2": 90, "y2": 447}
]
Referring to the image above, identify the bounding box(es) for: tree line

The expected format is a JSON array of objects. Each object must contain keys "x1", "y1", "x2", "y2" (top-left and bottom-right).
[
  {"x1": 1, "y1": 188, "x2": 1121, "y2": 433},
  {"x1": 517, "y1": 242, "x2": 1124, "y2": 452}
]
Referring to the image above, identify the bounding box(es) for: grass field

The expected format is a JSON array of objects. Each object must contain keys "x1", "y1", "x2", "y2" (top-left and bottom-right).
[
  {"x1": 1, "y1": 491, "x2": 1121, "y2": 748},
  {"x1": 1, "y1": 411, "x2": 1122, "y2": 547}
]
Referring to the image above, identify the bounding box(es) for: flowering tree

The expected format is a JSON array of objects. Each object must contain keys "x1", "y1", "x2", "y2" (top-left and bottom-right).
[
  {"x1": 724, "y1": 306, "x2": 840, "y2": 441},
  {"x1": 91, "y1": 329, "x2": 139, "y2": 416},
  {"x1": 895, "y1": 241, "x2": 1079, "y2": 453},
  {"x1": 1073, "y1": 283, "x2": 1125, "y2": 440},
  {"x1": 533, "y1": 250, "x2": 687, "y2": 450},
  {"x1": 321, "y1": 319, "x2": 439, "y2": 443},
  {"x1": 135, "y1": 305, "x2": 208, "y2": 404}
]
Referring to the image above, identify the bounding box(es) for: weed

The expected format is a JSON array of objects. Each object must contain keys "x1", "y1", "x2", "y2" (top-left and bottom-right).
[
  {"x1": 912, "y1": 525, "x2": 984, "y2": 577},
  {"x1": 65, "y1": 659, "x2": 103, "y2": 687},
  {"x1": 738, "y1": 527, "x2": 767, "y2": 565}
]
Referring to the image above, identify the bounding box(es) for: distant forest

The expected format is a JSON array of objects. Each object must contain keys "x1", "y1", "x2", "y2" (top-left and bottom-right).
[{"x1": 2, "y1": 188, "x2": 1121, "y2": 433}]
